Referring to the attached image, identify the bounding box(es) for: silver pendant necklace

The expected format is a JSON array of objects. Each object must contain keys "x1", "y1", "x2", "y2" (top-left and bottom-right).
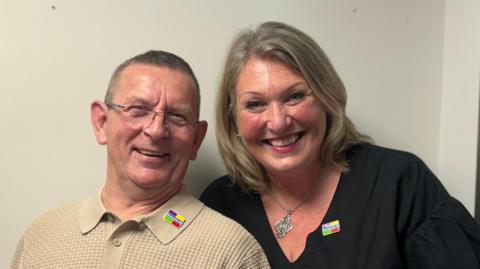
[{"x1": 270, "y1": 177, "x2": 322, "y2": 239}]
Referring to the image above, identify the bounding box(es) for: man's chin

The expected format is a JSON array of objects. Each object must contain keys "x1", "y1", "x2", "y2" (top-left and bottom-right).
[
  {"x1": 124, "y1": 168, "x2": 170, "y2": 188},
  {"x1": 130, "y1": 176, "x2": 170, "y2": 188}
]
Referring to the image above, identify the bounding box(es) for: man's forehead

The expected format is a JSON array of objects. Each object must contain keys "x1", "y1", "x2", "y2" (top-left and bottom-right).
[
  {"x1": 117, "y1": 64, "x2": 192, "y2": 91},
  {"x1": 119, "y1": 64, "x2": 191, "y2": 84},
  {"x1": 115, "y1": 64, "x2": 198, "y2": 110}
]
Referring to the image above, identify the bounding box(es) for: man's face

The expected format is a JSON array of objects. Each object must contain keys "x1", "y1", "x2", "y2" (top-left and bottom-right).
[{"x1": 92, "y1": 64, "x2": 207, "y2": 192}]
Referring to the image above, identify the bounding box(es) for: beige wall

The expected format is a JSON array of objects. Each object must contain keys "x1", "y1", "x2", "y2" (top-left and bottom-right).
[
  {"x1": 439, "y1": 0, "x2": 480, "y2": 219},
  {"x1": 1, "y1": 0, "x2": 477, "y2": 266}
]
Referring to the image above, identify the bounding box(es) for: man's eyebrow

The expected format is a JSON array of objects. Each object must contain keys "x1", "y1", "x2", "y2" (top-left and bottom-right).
[
  {"x1": 166, "y1": 104, "x2": 193, "y2": 113},
  {"x1": 123, "y1": 96, "x2": 154, "y2": 106}
]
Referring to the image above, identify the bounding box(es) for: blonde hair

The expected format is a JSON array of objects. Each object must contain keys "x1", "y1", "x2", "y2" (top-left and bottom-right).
[{"x1": 216, "y1": 21, "x2": 371, "y2": 192}]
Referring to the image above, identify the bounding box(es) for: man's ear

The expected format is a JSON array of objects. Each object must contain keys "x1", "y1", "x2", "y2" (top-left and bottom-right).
[
  {"x1": 91, "y1": 100, "x2": 108, "y2": 145},
  {"x1": 189, "y1": 120, "x2": 208, "y2": 160}
]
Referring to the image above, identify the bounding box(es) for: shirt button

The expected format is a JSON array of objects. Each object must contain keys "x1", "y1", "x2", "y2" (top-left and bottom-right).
[{"x1": 112, "y1": 238, "x2": 122, "y2": 247}]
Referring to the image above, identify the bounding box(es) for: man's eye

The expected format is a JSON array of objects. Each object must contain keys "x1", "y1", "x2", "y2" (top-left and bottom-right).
[
  {"x1": 128, "y1": 106, "x2": 150, "y2": 117},
  {"x1": 166, "y1": 111, "x2": 189, "y2": 125},
  {"x1": 245, "y1": 101, "x2": 265, "y2": 112},
  {"x1": 286, "y1": 92, "x2": 306, "y2": 104}
]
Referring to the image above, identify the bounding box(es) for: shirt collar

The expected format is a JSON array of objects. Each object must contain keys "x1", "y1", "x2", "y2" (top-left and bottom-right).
[
  {"x1": 78, "y1": 190, "x2": 107, "y2": 234},
  {"x1": 140, "y1": 186, "x2": 204, "y2": 244},
  {"x1": 78, "y1": 185, "x2": 204, "y2": 244}
]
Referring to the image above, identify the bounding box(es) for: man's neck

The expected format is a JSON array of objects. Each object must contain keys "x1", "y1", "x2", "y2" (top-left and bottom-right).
[{"x1": 101, "y1": 180, "x2": 182, "y2": 221}]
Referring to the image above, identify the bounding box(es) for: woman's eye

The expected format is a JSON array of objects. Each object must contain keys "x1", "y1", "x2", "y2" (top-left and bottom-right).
[
  {"x1": 286, "y1": 92, "x2": 306, "y2": 104},
  {"x1": 244, "y1": 101, "x2": 265, "y2": 111}
]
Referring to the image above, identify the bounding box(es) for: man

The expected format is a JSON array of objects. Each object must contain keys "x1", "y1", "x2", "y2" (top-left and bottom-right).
[{"x1": 11, "y1": 51, "x2": 269, "y2": 268}]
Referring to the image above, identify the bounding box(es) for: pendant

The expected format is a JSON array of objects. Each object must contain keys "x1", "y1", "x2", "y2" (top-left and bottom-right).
[{"x1": 274, "y1": 212, "x2": 292, "y2": 239}]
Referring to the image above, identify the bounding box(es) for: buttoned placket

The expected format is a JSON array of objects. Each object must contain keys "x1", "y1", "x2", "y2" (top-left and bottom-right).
[{"x1": 100, "y1": 214, "x2": 146, "y2": 269}]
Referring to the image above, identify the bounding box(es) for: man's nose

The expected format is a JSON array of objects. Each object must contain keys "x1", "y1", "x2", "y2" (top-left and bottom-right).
[
  {"x1": 143, "y1": 112, "x2": 169, "y2": 139},
  {"x1": 266, "y1": 104, "x2": 292, "y2": 133}
]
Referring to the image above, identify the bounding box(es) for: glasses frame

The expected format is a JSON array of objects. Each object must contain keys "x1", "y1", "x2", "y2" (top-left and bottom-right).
[{"x1": 105, "y1": 101, "x2": 197, "y2": 128}]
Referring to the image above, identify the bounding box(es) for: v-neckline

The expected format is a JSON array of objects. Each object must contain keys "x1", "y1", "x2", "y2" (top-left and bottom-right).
[{"x1": 255, "y1": 170, "x2": 348, "y2": 266}]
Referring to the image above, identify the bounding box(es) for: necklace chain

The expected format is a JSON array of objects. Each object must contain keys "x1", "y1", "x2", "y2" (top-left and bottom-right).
[
  {"x1": 270, "y1": 176, "x2": 322, "y2": 214},
  {"x1": 269, "y1": 175, "x2": 323, "y2": 239}
]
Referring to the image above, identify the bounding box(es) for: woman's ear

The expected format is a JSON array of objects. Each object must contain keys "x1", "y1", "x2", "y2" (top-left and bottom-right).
[{"x1": 91, "y1": 100, "x2": 108, "y2": 145}]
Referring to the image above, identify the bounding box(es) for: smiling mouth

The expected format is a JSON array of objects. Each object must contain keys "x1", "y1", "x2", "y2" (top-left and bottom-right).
[
  {"x1": 263, "y1": 132, "x2": 305, "y2": 147},
  {"x1": 136, "y1": 148, "x2": 169, "y2": 158}
]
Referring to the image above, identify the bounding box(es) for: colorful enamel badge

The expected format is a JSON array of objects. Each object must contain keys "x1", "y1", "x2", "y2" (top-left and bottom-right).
[
  {"x1": 163, "y1": 210, "x2": 186, "y2": 228},
  {"x1": 321, "y1": 220, "x2": 340, "y2": 236}
]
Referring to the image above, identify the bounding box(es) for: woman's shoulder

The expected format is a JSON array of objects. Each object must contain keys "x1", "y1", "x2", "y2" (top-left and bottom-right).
[
  {"x1": 200, "y1": 175, "x2": 256, "y2": 213},
  {"x1": 350, "y1": 146, "x2": 480, "y2": 267},
  {"x1": 352, "y1": 143, "x2": 446, "y2": 192},
  {"x1": 201, "y1": 175, "x2": 241, "y2": 202},
  {"x1": 202, "y1": 175, "x2": 235, "y2": 191},
  {"x1": 347, "y1": 144, "x2": 450, "y2": 228},
  {"x1": 348, "y1": 143, "x2": 422, "y2": 166},
  {"x1": 347, "y1": 143, "x2": 435, "y2": 184}
]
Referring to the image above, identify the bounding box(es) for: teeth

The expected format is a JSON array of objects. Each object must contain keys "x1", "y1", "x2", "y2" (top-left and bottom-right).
[
  {"x1": 138, "y1": 149, "x2": 166, "y2": 157},
  {"x1": 268, "y1": 134, "x2": 299, "y2": 147}
]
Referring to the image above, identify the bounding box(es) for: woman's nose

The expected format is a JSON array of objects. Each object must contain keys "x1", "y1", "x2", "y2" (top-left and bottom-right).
[{"x1": 266, "y1": 104, "x2": 292, "y2": 133}]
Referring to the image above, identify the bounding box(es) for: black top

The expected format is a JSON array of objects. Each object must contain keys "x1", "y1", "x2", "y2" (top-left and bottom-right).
[{"x1": 200, "y1": 144, "x2": 480, "y2": 268}]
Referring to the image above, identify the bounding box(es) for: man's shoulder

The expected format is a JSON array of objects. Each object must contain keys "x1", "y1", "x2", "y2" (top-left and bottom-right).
[
  {"x1": 189, "y1": 205, "x2": 260, "y2": 247},
  {"x1": 24, "y1": 200, "x2": 83, "y2": 233},
  {"x1": 185, "y1": 206, "x2": 269, "y2": 267}
]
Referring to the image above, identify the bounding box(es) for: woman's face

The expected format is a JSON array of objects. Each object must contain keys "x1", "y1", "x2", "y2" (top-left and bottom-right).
[{"x1": 235, "y1": 57, "x2": 327, "y2": 178}]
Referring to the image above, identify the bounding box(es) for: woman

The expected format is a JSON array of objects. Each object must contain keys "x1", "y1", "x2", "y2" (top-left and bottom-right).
[{"x1": 200, "y1": 21, "x2": 480, "y2": 268}]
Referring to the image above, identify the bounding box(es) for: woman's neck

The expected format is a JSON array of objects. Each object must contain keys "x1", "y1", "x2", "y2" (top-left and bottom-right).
[{"x1": 265, "y1": 163, "x2": 325, "y2": 207}]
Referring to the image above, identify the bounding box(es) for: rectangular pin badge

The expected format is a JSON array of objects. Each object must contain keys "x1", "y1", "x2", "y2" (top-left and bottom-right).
[
  {"x1": 163, "y1": 210, "x2": 186, "y2": 228},
  {"x1": 322, "y1": 220, "x2": 340, "y2": 236}
]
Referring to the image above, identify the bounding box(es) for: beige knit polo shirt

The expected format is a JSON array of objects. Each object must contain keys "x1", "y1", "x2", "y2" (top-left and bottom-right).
[{"x1": 10, "y1": 186, "x2": 270, "y2": 268}]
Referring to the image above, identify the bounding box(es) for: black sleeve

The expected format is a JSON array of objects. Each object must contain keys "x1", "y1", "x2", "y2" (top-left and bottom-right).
[
  {"x1": 404, "y1": 197, "x2": 480, "y2": 268},
  {"x1": 396, "y1": 156, "x2": 480, "y2": 268}
]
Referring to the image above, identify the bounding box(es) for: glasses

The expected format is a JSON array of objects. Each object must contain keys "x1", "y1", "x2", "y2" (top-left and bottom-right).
[{"x1": 105, "y1": 101, "x2": 195, "y2": 127}]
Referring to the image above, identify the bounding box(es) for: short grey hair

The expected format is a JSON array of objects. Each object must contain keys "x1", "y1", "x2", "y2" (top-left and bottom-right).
[{"x1": 105, "y1": 50, "x2": 201, "y2": 118}]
